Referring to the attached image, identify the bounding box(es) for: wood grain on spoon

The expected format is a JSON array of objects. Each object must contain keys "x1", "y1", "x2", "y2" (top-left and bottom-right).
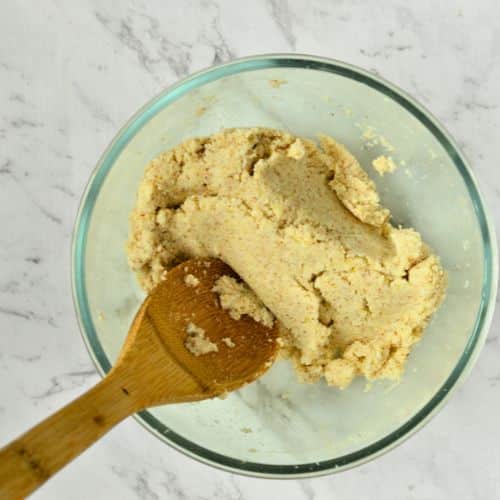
[{"x1": 0, "y1": 258, "x2": 278, "y2": 500}]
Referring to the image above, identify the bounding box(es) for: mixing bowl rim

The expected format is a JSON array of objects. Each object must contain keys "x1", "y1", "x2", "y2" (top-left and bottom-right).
[{"x1": 71, "y1": 53, "x2": 498, "y2": 478}]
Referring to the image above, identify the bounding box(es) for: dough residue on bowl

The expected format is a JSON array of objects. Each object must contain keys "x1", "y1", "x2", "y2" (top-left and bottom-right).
[
  {"x1": 372, "y1": 155, "x2": 398, "y2": 176},
  {"x1": 127, "y1": 127, "x2": 446, "y2": 388}
]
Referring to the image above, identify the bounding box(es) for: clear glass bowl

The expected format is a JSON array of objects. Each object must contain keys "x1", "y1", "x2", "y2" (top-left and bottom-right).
[{"x1": 72, "y1": 54, "x2": 498, "y2": 478}]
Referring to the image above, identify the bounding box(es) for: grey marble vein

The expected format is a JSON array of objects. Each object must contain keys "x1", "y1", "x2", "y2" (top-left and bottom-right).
[
  {"x1": 360, "y1": 43, "x2": 413, "y2": 59},
  {"x1": 0, "y1": 159, "x2": 12, "y2": 173},
  {"x1": 94, "y1": 11, "x2": 158, "y2": 76},
  {"x1": 52, "y1": 184, "x2": 76, "y2": 198},
  {"x1": 200, "y1": 0, "x2": 234, "y2": 64},
  {"x1": 94, "y1": 10, "x2": 193, "y2": 81},
  {"x1": 72, "y1": 82, "x2": 116, "y2": 126},
  {"x1": 9, "y1": 93, "x2": 26, "y2": 103},
  {"x1": 297, "y1": 480, "x2": 316, "y2": 500},
  {"x1": 0, "y1": 280, "x2": 21, "y2": 293},
  {"x1": 31, "y1": 369, "x2": 97, "y2": 399},
  {"x1": 1, "y1": 167, "x2": 63, "y2": 225},
  {"x1": 9, "y1": 118, "x2": 43, "y2": 129},
  {"x1": 25, "y1": 256, "x2": 42, "y2": 264},
  {"x1": 132, "y1": 471, "x2": 160, "y2": 500},
  {"x1": 268, "y1": 0, "x2": 296, "y2": 49},
  {"x1": 12, "y1": 354, "x2": 42, "y2": 363},
  {"x1": 0, "y1": 306, "x2": 57, "y2": 327},
  {"x1": 160, "y1": 470, "x2": 189, "y2": 500}
]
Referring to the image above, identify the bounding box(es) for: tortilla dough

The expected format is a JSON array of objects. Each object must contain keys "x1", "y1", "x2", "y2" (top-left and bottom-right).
[{"x1": 127, "y1": 128, "x2": 446, "y2": 388}]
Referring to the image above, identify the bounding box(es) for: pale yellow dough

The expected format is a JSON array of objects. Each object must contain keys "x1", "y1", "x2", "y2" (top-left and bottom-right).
[
  {"x1": 372, "y1": 155, "x2": 398, "y2": 176},
  {"x1": 127, "y1": 128, "x2": 446, "y2": 388},
  {"x1": 212, "y1": 275, "x2": 274, "y2": 328},
  {"x1": 184, "y1": 322, "x2": 218, "y2": 356}
]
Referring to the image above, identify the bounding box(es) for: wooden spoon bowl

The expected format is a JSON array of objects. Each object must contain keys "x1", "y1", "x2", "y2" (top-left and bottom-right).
[
  {"x1": 121, "y1": 258, "x2": 278, "y2": 404},
  {"x1": 0, "y1": 258, "x2": 278, "y2": 499}
]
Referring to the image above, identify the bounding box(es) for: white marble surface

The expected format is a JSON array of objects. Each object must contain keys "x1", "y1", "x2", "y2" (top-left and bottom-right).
[{"x1": 1, "y1": 1, "x2": 499, "y2": 498}]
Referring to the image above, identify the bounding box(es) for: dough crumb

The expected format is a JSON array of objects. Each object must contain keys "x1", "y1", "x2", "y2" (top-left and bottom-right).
[
  {"x1": 184, "y1": 273, "x2": 200, "y2": 287},
  {"x1": 360, "y1": 126, "x2": 395, "y2": 152},
  {"x1": 362, "y1": 126, "x2": 377, "y2": 141},
  {"x1": 184, "y1": 322, "x2": 218, "y2": 356},
  {"x1": 379, "y1": 135, "x2": 395, "y2": 152},
  {"x1": 221, "y1": 337, "x2": 236, "y2": 348},
  {"x1": 372, "y1": 155, "x2": 398, "y2": 176},
  {"x1": 213, "y1": 276, "x2": 274, "y2": 328}
]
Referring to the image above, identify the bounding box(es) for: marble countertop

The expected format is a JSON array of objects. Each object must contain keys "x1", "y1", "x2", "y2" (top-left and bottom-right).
[{"x1": 1, "y1": 1, "x2": 499, "y2": 498}]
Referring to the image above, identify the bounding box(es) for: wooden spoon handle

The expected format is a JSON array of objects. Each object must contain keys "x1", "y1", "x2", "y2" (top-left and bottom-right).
[{"x1": 0, "y1": 367, "x2": 139, "y2": 499}]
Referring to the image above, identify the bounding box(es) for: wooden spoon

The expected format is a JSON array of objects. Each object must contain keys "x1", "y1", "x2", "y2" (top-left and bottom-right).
[{"x1": 0, "y1": 258, "x2": 278, "y2": 499}]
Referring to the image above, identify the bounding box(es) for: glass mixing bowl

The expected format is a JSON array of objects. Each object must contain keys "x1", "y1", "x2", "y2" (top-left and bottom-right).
[{"x1": 72, "y1": 54, "x2": 497, "y2": 478}]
